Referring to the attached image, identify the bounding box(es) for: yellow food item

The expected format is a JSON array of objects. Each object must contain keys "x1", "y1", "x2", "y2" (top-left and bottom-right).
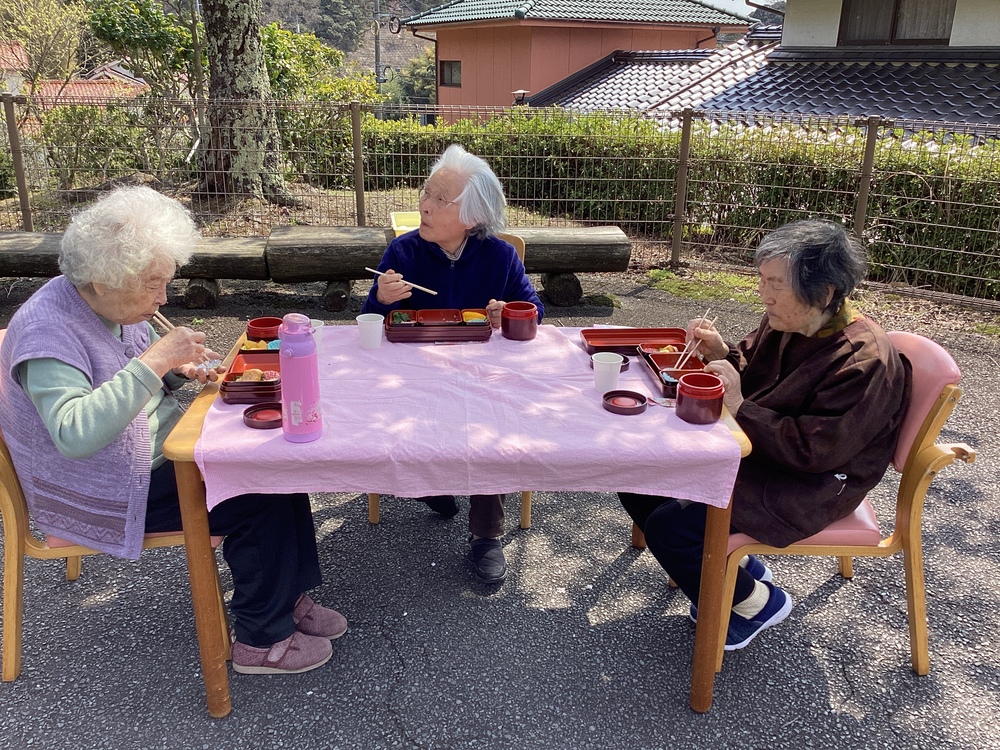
[
  {"x1": 242, "y1": 339, "x2": 268, "y2": 350},
  {"x1": 463, "y1": 311, "x2": 488, "y2": 323},
  {"x1": 659, "y1": 344, "x2": 679, "y2": 353},
  {"x1": 239, "y1": 368, "x2": 264, "y2": 382}
]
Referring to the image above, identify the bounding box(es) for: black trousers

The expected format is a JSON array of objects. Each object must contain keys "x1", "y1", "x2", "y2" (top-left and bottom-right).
[
  {"x1": 146, "y1": 462, "x2": 322, "y2": 648},
  {"x1": 469, "y1": 494, "x2": 505, "y2": 538},
  {"x1": 618, "y1": 492, "x2": 755, "y2": 608}
]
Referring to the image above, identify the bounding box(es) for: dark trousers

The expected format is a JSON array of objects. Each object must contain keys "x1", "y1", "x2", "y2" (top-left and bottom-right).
[
  {"x1": 469, "y1": 494, "x2": 505, "y2": 538},
  {"x1": 618, "y1": 492, "x2": 755, "y2": 608},
  {"x1": 146, "y1": 462, "x2": 322, "y2": 648}
]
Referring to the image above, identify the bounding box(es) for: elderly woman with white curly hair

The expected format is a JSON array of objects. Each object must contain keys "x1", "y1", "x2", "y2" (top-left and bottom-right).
[
  {"x1": 0, "y1": 186, "x2": 346, "y2": 675},
  {"x1": 361, "y1": 143, "x2": 544, "y2": 585}
]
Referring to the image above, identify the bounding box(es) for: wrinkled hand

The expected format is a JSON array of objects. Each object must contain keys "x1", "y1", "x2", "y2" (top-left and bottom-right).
[
  {"x1": 140, "y1": 326, "x2": 218, "y2": 379},
  {"x1": 703, "y1": 359, "x2": 744, "y2": 415},
  {"x1": 486, "y1": 299, "x2": 506, "y2": 329},
  {"x1": 375, "y1": 269, "x2": 413, "y2": 305},
  {"x1": 174, "y1": 359, "x2": 226, "y2": 384},
  {"x1": 685, "y1": 317, "x2": 728, "y2": 363}
]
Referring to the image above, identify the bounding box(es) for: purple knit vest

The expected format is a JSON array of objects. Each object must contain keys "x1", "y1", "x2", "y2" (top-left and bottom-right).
[{"x1": 0, "y1": 276, "x2": 152, "y2": 559}]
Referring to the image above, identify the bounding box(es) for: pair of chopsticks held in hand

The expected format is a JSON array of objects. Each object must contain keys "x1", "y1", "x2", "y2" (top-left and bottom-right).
[
  {"x1": 151, "y1": 312, "x2": 220, "y2": 371},
  {"x1": 677, "y1": 308, "x2": 719, "y2": 370}
]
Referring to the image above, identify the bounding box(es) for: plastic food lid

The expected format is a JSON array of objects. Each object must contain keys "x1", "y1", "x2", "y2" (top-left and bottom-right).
[
  {"x1": 279, "y1": 312, "x2": 312, "y2": 338},
  {"x1": 677, "y1": 372, "x2": 725, "y2": 399},
  {"x1": 602, "y1": 390, "x2": 648, "y2": 415},
  {"x1": 501, "y1": 301, "x2": 538, "y2": 319},
  {"x1": 243, "y1": 402, "x2": 283, "y2": 429}
]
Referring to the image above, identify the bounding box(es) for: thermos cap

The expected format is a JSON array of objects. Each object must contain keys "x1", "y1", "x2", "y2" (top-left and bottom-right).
[{"x1": 279, "y1": 313, "x2": 313, "y2": 338}]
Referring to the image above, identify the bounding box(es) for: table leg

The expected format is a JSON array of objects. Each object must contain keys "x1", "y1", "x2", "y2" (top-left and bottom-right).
[
  {"x1": 175, "y1": 460, "x2": 232, "y2": 719},
  {"x1": 689, "y1": 501, "x2": 733, "y2": 713}
]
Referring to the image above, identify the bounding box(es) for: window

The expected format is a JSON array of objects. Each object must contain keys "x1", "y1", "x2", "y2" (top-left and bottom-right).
[
  {"x1": 839, "y1": 0, "x2": 956, "y2": 45},
  {"x1": 440, "y1": 61, "x2": 461, "y2": 87}
]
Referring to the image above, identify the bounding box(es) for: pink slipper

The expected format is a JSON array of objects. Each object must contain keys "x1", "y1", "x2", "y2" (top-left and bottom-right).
[{"x1": 293, "y1": 594, "x2": 348, "y2": 640}]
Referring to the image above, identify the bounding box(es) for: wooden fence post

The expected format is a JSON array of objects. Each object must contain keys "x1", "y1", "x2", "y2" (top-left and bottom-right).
[
  {"x1": 671, "y1": 109, "x2": 694, "y2": 267},
  {"x1": 2, "y1": 93, "x2": 33, "y2": 232},
  {"x1": 351, "y1": 101, "x2": 366, "y2": 227},
  {"x1": 853, "y1": 115, "x2": 882, "y2": 239}
]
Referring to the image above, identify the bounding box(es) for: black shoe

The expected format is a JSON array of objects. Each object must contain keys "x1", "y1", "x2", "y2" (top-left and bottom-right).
[
  {"x1": 421, "y1": 495, "x2": 459, "y2": 517},
  {"x1": 470, "y1": 538, "x2": 507, "y2": 583}
]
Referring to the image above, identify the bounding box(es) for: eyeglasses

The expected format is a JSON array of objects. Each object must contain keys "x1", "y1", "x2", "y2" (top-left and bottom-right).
[{"x1": 418, "y1": 184, "x2": 461, "y2": 209}]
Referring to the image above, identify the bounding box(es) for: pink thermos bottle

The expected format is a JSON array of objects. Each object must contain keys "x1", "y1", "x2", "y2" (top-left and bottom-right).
[{"x1": 278, "y1": 313, "x2": 322, "y2": 443}]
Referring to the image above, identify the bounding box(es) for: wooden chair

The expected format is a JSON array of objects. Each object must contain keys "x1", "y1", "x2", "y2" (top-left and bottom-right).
[
  {"x1": 0, "y1": 332, "x2": 228, "y2": 681},
  {"x1": 714, "y1": 331, "x2": 975, "y2": 673},
  {"x1": 366, "y1": 231, "x2": 534, "y2": 530}
]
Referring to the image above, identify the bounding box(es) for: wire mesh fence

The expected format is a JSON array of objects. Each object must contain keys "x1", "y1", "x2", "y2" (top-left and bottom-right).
[{"x1": 2, "y1": 95, "x2": 999, "y2": 304}]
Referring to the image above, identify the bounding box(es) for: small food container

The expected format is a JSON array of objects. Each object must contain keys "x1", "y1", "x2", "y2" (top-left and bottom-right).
[
  {"x1": 416, "y1": 309, "x2": 462, "y2": 326},
  {"x1": 243, "y1": 402, "x2": 283, "y2": 429},
  {"x1": 461, "y1": 309, "x2": 489, "y2": 325},
  {"x1": 675, "y1": 372, "x2": 725, "y2": 424},
  {"x1": 389, "y1": 310, "x2": 417, "y2": 326},
  {"x1": 501, "y1": 301, "x2": 538, "y2": 341},
  {"x1": 246, "y1": 316, "x2": 282, "y2": 341},
  {"x1": 602, "y1": 390, "x2": 648, "y2": 416}
]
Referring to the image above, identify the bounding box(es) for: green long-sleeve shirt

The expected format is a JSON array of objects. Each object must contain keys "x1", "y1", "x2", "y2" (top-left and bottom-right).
[{"x1": 17, "y1": 320, "x2": 187, "y2": 470}]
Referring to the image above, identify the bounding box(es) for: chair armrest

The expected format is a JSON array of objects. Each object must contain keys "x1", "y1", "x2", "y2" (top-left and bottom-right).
[{"x1": 945, "y1": 443, "x2": 975, "y2": 464}]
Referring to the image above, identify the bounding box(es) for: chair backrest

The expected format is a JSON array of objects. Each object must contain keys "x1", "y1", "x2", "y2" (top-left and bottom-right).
[
  {"x1": 496, "y1": 232, "x2": 526, "y2": 263},
  {"x1": 887, "y1": 331, "x2": 962, "y2": 472}
]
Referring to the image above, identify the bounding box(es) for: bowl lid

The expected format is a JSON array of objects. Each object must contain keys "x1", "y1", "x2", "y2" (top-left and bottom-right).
[
  {"x1": 243, "y1": 402, "x2": 283, "y2": 429},
  {"x1": 602, "y1": 390, "x2": 648, "y2": 415}
]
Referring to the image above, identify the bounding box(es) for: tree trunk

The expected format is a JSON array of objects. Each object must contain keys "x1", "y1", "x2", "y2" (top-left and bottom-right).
[{"x1": 200, "y1": 0, "x2": 294, "y2": 204}]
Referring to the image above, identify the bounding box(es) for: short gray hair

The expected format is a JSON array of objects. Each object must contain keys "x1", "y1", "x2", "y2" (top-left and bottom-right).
[
  {"x1": 430, "y1": 144, "x2": 507, "y2": 238},
  {"x1": 754, "y1": 219, "x2": 868, "y2": 313},
  {"x1": 59, "y1": 186, "x2": 199, "y2": 290}
]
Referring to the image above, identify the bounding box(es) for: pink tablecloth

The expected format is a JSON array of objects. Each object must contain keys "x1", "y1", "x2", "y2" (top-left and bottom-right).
[{"x1": 194, "y1": 325, "x2": 741, "y2": 510}]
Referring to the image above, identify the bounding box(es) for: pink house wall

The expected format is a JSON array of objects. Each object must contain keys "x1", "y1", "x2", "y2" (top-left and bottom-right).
[{"x1": 434, "y1": 22, "x2": 738, "y2": 109}]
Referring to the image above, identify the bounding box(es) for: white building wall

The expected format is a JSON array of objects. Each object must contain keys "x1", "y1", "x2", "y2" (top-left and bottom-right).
[
  {"x1": 952, "y1": 0, "x2": 1000, "y2": 45},
  {"x1": 781, "y1": 0, "x2": 843, "y2": 47}
]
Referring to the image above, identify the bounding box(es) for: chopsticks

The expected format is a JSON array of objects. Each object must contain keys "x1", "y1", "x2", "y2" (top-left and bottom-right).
[
  {"x1": 151, "y1": 311, "x2": 174, "y2": 332},
  {"x1": 675, "y1": 311, "x2": 718, "y2": 370},
  {"x1": 364, "y1": 267, "x2": 438, "y2": 296}
]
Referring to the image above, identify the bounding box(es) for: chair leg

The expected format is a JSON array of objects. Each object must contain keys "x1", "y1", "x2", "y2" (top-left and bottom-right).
[
  {"x1": 903, "y1": 538, "x2": 930, "y2": 675},
  {"x1": 519, "y1": 491, "x2": 532, "y2": 530},
  {"x1": 837, "y1": 556, "x2": 854, "y2": 579},
  {"x1": 66, "y1": 556, "x2": 82, "y2": 581},
  {"x1": 631, "y1": 523, "x2": 647, "y2": 550},
  {"x1": 212, "y1": 559, "x2": 231, "y2": 661},
  {"x1": 715, "y1": 554, "x2": 742, "y2": 673},
  {"x1": 367, "y1": 493, "x2": 380, "y2": 524},
  {"x1": 2, "y1": 543, "x2": 25, "y2": 681}
]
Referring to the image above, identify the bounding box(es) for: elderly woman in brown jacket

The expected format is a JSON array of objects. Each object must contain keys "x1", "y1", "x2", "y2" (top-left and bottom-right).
[{"x1": 620, "y1": 219, "x2": 910, "y2": 652}]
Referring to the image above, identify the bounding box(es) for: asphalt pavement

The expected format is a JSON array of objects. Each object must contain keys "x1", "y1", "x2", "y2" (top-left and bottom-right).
[{"x1": 0, "y1": 274, "x2": 997, "y2": 750}]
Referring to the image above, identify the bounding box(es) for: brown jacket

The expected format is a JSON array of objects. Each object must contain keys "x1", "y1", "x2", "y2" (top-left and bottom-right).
[{"x1": 728, "y1": 314, "x2": 910, "y2": 547}]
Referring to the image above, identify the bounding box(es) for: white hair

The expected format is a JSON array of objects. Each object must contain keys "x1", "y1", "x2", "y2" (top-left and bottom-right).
[
  {"x1": 59, "y1": 186, "x2": 199, "y2": 289},
  {"x1": 430, "y1": 144, "x2": 507, "y2": 238}
]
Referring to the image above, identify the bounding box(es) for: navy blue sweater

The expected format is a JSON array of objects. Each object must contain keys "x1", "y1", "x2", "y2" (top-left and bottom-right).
[{"x1": 360, "y1": 231, "x2": 544, "y2": 320}]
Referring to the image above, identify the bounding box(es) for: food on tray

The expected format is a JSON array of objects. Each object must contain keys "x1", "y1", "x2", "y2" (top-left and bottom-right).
[
  {"x1": 239, "y1": 368, "x2": 265, "y2": 382},
  {"x1": 261, "y1": 370, "x2": 280, "y2": 381},
  {"x1": 462, "y1": 311, "x2": 488, "y2": 323},
  {"x1": 391, "y1": 311, "x2": 414, "y2": 324},
  {"x1": 659, "y1": 344, "x2": 679, "y2": 352},
  {"x1": 242, "y1": 339, "x2": 268, "y2": 350}
]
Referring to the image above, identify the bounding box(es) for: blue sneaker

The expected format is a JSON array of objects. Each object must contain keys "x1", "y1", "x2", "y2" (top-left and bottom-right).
[
  {"x1": 723, "y1": 582, "x2": 793, "y2": 651},
  {"x1": 688, "y1": 555, "x2": 773, "y2": 622},
  {"x1": 743, "y1": 555, "x2": 773, "y2": 583}
]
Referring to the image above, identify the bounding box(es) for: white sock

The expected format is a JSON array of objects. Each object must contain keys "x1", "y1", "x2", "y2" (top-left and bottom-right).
[{"x1": 732, "y1": 580, "x2": 770, "y2": 619}]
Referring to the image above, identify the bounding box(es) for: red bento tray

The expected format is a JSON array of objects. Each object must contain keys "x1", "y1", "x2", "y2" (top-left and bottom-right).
[{"x1": 580, "y1": 327, "x2": 686, "y2": 356}]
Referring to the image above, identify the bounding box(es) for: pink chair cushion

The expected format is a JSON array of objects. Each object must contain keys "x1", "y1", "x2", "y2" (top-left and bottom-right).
[
  {"x1": 47, "y1": 532, "x2": 224, "y2": 549},
  {"x1": 886, "y1": 331, "x2": 961, "y2": 471},
  {"x1": 728, "y1": 498, "x2": 882, "y2": 553}
]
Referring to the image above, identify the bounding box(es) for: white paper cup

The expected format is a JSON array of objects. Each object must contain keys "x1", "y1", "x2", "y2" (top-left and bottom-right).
[
  {"x1": 356, "y1": 313, "x2": 384, "y2": 350},
  {"x1": 592, "y1": 352, "x2": 624, "y2": 393},
  {"x1": 311, "y1": 319, "x2": 325, "y2": 355}
]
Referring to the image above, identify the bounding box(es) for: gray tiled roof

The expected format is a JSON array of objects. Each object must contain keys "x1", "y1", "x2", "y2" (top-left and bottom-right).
[
  {"x1": 403, "y1": 0, "x2": 751, "y2": 27},
  {"x1": 529, "y1": 50, "x2": 714, "y2": 109},
  {"x1": 664, "y1": 55, "x2": 1000, "y2": 125}
]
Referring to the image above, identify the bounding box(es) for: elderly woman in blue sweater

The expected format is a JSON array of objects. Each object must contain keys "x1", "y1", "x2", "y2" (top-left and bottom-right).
[
  {"x1": 361, "y1": 144, "x2": 544, "y2": 584},
  {"x1": 0, "y1": 186, "x2": 345, "y2": 675}
]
